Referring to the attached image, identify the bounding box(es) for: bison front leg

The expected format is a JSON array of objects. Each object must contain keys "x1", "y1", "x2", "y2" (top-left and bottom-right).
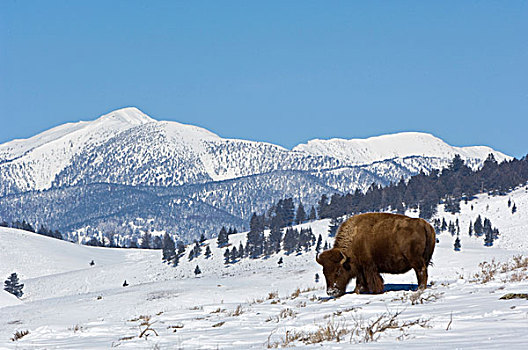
[
  {"x1": 354, "y1": 271, "x2": 368, "y2": 294},
  {"x1": 363, "y1": 265, "x2": 384, "y2": 294},
  {"x1": 415, "y1": 265, "x2": 428, "y2": 290}
]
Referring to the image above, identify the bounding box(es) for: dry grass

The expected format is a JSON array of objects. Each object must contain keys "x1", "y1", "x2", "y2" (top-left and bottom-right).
[
  {"x1": 394, "y1": 289, "x2": 443, "y2": 305},
  {"x1": 228, "y1": 304, "x2": 244, "y2": 316},
  {"x1": 472, "y1": 255, "x2": 528, "y2": 283},
  {"x1": 267, "y1": 308, "x2": 298, "y2": 323},
  {"x1": 290, "y1": 288, "x2": 301, "y2": 299},
  {"x1": 268, "y1": 291, "x2": 279, "y2": 300},
  {"x1": 267, "y1": 310, "x2": 430, "y2": 347},
  {"x1": 68, "y1": 324, "x2": 84, "y2": 333},
  {"x1": 210, "y1": 307, "x2": 225, "y2": 314},
  {"x1": 167, "y1": 323, "x2": 184, "y2": 332},
  {"x1": 212, "y1": 321, "x2": 225, "y2": 327},
  {"x1": 10, "y1": 330, "x2": 29, "y2": 342}
]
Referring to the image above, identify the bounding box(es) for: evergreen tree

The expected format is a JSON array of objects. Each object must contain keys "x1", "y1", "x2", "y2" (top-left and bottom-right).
[
  {"x1": 508, "y1": 198, "x2": 512, "y2": 208},
  {"x1": 278, "y1": 257, "x2": 283, "y2": 267},
  {"x1": 152, "y1": 236, "x2": 163, "y2": 249},
  {"x1": 468, "y1": 222, "x2": 473, "y2": 236},
  {"x1": 315, "y1": 273, "x2": 320, "y2": 283},
  {"x1": 328, "y1": 217, "x2": 342, "y2": 237},
  {"x1": 512, "y1": 203, "x2": 517, "y2": 214},
  {"x1": 315, "y1": 234, "x2": 322, "y2": 254},
  {"x1": 282, "y1": 227, "x2": 299, "y2": 254},
  {"x1": 295, "y1": 202, "x2": 306, "y2": 225},
  {"x1": 217, "y1": 226, "x2": 229, "y2": 247},
  {"x1": 162, "y1": 233, "x2": 176, "y2": 262},
  {"x1": 238, "y1": 242, "x2": 245, "y2": 259},
  {"x1": 199, "y1": 233, "x2": 206, "y2": 244},
  {"x1": 309, "y1": 206, "x2": 317, "y2": 221},
  {"x1": 268, "y1": 215, "x2": 283, "y2": 254},
  {"x1": 224, "y1": 248, "x2": 231, "y2": 265},
  {"x1": 247, "y1": 213, "x2": 265, "y2": 258},
  {"x1": 177, "y1": 241, "x2": 186, "y2": 256},
  {"x1": 204, "y1": 246, "x2": 212, "y2": 259},
  {"x1": 441, "y1": 218, "x2": 447, "y2": 232},
  {"x1": 4, "y1": 273, "x2": 24, "y2": 298},
  {"x1": 194, "y1": 265, "x2": 201, "y2": 276},
  {"x1": 140, "y1": 232, "x2": 152, "y2": 249},
  {"x1": 317, "y1": 195, "x2": 330, "y2": 219},
  {"x1": 473, "y1": 215, "x2": 483, "y2": 236},
  {"x1": 454, "y1": 235, "x2": 461, "y2": 251},
  {"x1": 230, "y1": 246, "x2": 238, "y2": 263},
  {"x1": 323, "y1": 241, "x2": 329, "y2": 250}
]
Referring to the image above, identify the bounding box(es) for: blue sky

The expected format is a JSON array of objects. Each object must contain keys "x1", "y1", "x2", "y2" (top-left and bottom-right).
[{"x1": 1, "y1": 1, "x2": 527, "y2": 157}]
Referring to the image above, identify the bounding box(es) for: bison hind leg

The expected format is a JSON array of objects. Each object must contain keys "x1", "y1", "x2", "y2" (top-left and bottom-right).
[{"x1": 414, "y1": 265, "x2": 428, "y2": 290}]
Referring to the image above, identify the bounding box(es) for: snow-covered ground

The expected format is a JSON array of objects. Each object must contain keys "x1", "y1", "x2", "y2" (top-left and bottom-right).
[{"x1": 1, "y1": 187, "x2": 527, "y2": 349}]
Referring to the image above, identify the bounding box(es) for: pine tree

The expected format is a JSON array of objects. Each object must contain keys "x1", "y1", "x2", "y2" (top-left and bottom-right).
[
  {"x1": 309, "y1": 206, "x2": 317, "y2": 221},
  {"x1": 508, "y1": 198, "x2": 512, "y2": 208},
  {"x1": 162, "y1": 233, "x2": 176, "y2": 262},
  {"x1": 512, "y1": 203, "x2": 517, "y2": 214},
  {"x1": 328, "y1": 217, "x2": 342, "y2": 237},
  {"x1": 317, "y1": 195, "x2": 330, "y2": 219},
  {"x1": 295, "y1": 202, "x2": 306, "y2": 225},
  {"x1": 217, "y1": 226, "x2": 229, "y2": 247},
  {"x1": 152, "y1": 236, "x2": 163, "y2": 249},
  {"x1": 268, "y1": 215, "x2": 283, "y2": 254},
  {"x1": 140, "y1": 232, "x2": 152, "y2": 249},
  {"x1": 247, "y1": 213, "x2": 265, "y2": 258},
  {"x1": 473, "y1": 215, "x2": 483, "y2": 236},
  {"x1": 177, "y1": 241, "x2": 186, "y2": 256},
  {"x1": 230, "y1": 247, "x2": 238, "y2": 263},
  {"x1": 4, "y1": 273, "x2": 24, "y2": 298},
  {"x1": 204, "y1": 246, "x2": 212, "y2": 259},
  {"x1": 224, "y1": 248, "x2": 231, "y2": 265},
  {"x1": 454, "y1": 235, "x2": 461, "y2": 251},
  {"x1": 441, "y1": 218, "x2": 447, "y2": 232},
  {"x1": 468, "y1": 222, "x2": 473, "y2": 236},
  {"x1": 199, "y1": 233, "x2": 206, "y2": 244},
  {"x1": 194, "y1": 265, "x2": 201, "y2": 276},
  {"x1": 315, "y1": 234, "x2": 322, "y2": 253},
  {"x1": 238, "y1": 242, "x2": 245, "y2": 259},
  {"x1": 278, "y1": 257, "x2": 283, "y2": 267},
  {"x1": 315, "y1": 273, "x2": 320, "y2": 283}
]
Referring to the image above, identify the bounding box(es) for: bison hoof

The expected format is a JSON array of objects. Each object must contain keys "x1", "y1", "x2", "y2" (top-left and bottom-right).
[{"x1": 327, "y1": 289, "x2": 345, "y2": 297}]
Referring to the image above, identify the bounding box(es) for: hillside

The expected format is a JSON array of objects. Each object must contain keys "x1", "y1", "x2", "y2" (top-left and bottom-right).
[{"x1": 1, "y1": 186, "x2": 527, "y2": 348}]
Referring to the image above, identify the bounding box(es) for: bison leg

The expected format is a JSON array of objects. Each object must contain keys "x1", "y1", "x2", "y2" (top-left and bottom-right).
[
  {"x1": 363, "y1": 265, "x2": 384, "y2": 294},
  {"x1": 414, "y1": 265, "x2": 428, "y2": 290},
  {"x1": 354, "y1": 271, "x2": 368, "y2": 294}
]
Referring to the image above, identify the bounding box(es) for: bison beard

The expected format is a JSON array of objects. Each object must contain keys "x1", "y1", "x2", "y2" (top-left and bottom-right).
[{"x1": 317, "y1": 213, "x2": 435, "y2": 296}]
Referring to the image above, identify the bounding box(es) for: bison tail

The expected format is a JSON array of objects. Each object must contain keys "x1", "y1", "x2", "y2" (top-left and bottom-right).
[{"x1": 423, "y1": 223, "x2": 436, "y2": 266}]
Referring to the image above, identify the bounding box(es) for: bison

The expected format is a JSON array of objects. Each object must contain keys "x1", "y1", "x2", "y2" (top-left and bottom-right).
[{"x1": 317, "y1": 213, "x2": 435, "y2": 297}]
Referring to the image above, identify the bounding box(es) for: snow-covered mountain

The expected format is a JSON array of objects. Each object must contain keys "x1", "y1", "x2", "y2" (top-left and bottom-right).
[
  {"x1": 0, "y1": 107, "x2": 509, "y2": 198},
  {"x1": 294, "y1": 132, "x2": 509, "y2": 166},
  {"x1": 0, "y1": 107, "x2": 513, "y2": 241}
]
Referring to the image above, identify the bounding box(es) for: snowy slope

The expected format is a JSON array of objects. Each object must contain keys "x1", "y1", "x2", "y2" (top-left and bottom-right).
[
  {"x1": 1, "y1": 187, "x2": 527, "y2": 348},
  {"x1": 294, "y1": 132, "x2": 510, "y2": 166}
]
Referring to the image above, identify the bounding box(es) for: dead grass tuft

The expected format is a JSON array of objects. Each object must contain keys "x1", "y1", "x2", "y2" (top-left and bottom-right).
[{"x1": 10, "y1": 330, "x2": 29, "y2": 342}]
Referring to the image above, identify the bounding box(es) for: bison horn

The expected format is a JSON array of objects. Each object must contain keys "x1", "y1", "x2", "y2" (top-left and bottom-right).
[{"x1": 339, "y1": 251, "x2": 347, "y2": 265}]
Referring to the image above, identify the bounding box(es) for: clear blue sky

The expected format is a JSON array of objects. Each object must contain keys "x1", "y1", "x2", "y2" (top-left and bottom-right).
[{"x1": 1, "y1": 1, "x2": 527, "y2": 157}]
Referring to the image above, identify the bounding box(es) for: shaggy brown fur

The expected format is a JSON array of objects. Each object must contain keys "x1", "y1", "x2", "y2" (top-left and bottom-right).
[{"x1": 317, "y1": 213, "x2": 435, "y2": 296}]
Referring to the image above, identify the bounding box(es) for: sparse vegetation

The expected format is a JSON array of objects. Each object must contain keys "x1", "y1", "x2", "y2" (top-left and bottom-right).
[
  {"x1": 10, "y1": 330, "x2": 29, "y2": 342},
  {"x1": 472, "y1": 255, "x2": 528, "y2": 283},
  {"x1": 267, "y1": 310, "x2": 430, "y2": 347}
]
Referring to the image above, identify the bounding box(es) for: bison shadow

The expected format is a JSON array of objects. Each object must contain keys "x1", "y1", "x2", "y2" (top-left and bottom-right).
[{"x1": 318, "y1": 284, "x2": 421, "y2": 301}]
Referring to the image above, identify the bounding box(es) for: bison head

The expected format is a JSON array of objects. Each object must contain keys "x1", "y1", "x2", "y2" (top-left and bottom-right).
[{"x1": 316, "y1": 248, "x2": 356, "y2": 297}]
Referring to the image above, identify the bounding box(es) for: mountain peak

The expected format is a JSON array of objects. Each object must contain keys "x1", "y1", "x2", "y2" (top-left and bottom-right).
[{"x1": 95, "y1": 107, "x2": 156, "y2": 125}]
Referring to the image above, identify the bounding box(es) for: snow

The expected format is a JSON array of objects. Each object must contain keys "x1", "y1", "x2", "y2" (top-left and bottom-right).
[
  {"x1": 293, "y1": 132, "x2": 511, "y2": 166},
  {"x1": 1, "y1": 187, "x2": 528, "y2": 348}
]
